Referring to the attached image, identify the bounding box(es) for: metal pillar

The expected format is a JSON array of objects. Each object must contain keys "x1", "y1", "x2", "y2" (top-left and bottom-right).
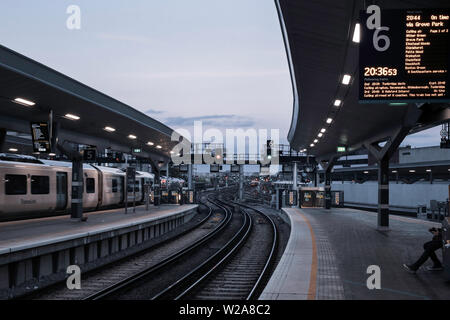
[
  {"x1": 239, "y1": 165, "x2": 244, "y2": 201},
  {"x1": 0, "y1": 128, "x2": 6, "y2": 152},
  {"x1": 188, "y1": 164, "x2": 193, "y2": 189},
  {"x1": 364, "y1": 105, "x2": 422, "y2": 230},
  {"x1": 153, "y1": 168, "x2": 161, "y2": 206},
  {"x1": 275, "y1": 188, "x2": 280, "y2": 210},
  {"x1": 56, "y1": 142, "x2": 85, "y2": 221},
  {"x1": 166, "y1": 162, "x2": 170, "y2": 177},
  {"x1": 71, "y1": 156, "x2": 84, "y2": 220},
  {"x1": 324, "y1": 171, "x2": 332, "y2": 209},
  {"x1": 51, "y1": 122, "x2": 60, "y2": 154},
  {"x1": 320, "y1": 158, "x2": 336, "y2": 210},
  {"x1": 378, "y1": 157, "x2": 389, "y2": 228},
  {"x1": 314, "y1": 170, "x2": 319, "y2": 187},
  {"x1": 292, "y1": 162, "x2": 298, "y2": 190}
]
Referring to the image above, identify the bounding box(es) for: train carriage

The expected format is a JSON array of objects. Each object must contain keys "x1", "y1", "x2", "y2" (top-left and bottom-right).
[{"x1": 0, "y1": 154, "x2": 155, "y2": 221}]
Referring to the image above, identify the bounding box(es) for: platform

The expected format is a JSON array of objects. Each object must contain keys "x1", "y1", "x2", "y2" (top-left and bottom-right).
[
  {"x1": 0, "y1": 204, "x2": 198, "y2": 299},
  {"x1": 260, "y1": 207, "x2": 450, "y2": 300}
]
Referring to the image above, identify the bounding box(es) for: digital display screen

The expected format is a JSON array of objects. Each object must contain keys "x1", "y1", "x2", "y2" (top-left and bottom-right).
[
  {"x1": 359, "y1": 8, "x2": 450, "y2": 103},
  {"x1": 231, "y1": 164, "x2": 240, "y2": 172},
  {"x1": 30, "y1": 122, "x2": 51, "y2": 153},
  {"x1": 210, "y1": 164, "x2": 220, "y2": 172}
]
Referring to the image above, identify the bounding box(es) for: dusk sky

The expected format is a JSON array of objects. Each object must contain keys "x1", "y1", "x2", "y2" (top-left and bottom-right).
[{"x1": 0, "y1": 0, "x2": 442, "y2": 149}]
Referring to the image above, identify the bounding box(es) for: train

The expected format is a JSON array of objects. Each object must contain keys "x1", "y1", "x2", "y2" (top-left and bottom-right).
[{"x1": 0, "y1": 153, "x2": 184, "y2": 221}]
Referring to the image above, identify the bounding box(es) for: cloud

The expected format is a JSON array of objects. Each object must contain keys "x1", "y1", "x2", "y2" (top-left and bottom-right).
[
  {"x1": 144, "y1": 108, "x2": 165, "y2": 115},
  {"x1": 164, "y1": 114, "x2": 255, "y2": 128}
]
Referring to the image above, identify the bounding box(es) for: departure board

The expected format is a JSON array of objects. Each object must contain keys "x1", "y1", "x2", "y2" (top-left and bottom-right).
[
  {"x1": 359, "y1": 8, "x2": 450, "y2": 103},
  {"x1": 30, "y1": 122, "x2": 51, "y2": 153}
]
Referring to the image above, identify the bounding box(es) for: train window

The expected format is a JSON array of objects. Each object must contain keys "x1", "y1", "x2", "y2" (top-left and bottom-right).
[
  {"x1": 112, "y1": 179, "x2": 118, "y2": 193},
  {"x1": 5, "y1": 174, "x2": 27, "y2": 195},
  {"x1": 86, "y1": 178, "x2": 95, "y2": 194},
  {"x1": 31, "y1": 176, "x2": 49, "y2": 194}
]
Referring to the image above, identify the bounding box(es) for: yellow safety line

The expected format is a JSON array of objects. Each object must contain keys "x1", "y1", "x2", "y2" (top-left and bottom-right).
[{"x1": 299, "y1": 211, "x2": 317, "y2": 300}]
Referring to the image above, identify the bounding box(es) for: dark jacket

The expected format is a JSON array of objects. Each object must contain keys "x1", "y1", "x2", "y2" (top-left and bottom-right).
[{"x1": 432, "y1": 228, "x2": 443, "y2": 243}]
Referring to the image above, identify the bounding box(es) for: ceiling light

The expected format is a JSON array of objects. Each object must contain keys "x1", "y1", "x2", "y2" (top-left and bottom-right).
[
  {"x1": 364, "y1": 171, "x2": 369, "y2": 174},
  {"x1": 156, "y1": 145, "x2": 162, "y2": 149},
  {"x1": 310, "y1": 143, "x2": 315, "y2": 147},
  {"x1": 409, "y1": 170, "x2": 415, "y2": 173},
  {"x1": 318, "y1": 133, "x2": 323, "y2": 138},
  {"x1": 64, "y1": 113, "x2": 80, "y2": 120},
  {"x1": 313, "y1": 139, "x2": 318, "y2": 143},
  {"x1": 104, "y1": 126, "x2": 116, "y2": 132},
  {"x1": 147, "y1": 141, "x2": 154, "y2": 146},
  {"x1": 49, "y1": 153, "x2": 56, "y2": 156},
  {"x1": 128, "y1": 134, "x2": 137, "y2": 139},
  {"x1": 320, "y1": 128, "x2": 326, "y2": 133},
  {"x1": 392, "y1": 170, "x2": 397, "y2": 173},
  {"x1": 426, "y1": 169, "x2": 431, "y2": 172},
  {"x1": 342, "y1": 74, "x2": 351, "y2": 85},
  {"x1": 14, "y1": 97, "x2": 35, "y2": 106},
  {"x1": 8, "y1": 148, "x2": 18, "y2": 152},
  {"x1": 326, "y1": 118, "x2": 333, "y2": 124},
  {"x1": 352, "y1": 23, "x2": 361, "y2": 43},
  {"x1": 334, "y1": 99, "x2": 342, "y2": 107}
]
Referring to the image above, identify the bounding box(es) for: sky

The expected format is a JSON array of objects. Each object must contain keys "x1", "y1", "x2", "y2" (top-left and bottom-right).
[{"x1": 0, "y1": 0, "x2": 443, "y2": 149}]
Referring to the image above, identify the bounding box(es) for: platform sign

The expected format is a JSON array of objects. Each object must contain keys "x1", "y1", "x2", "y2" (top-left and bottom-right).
[
  {"x1": 126, "y1": 167, "x2": 136, "y2": 182},
  {"x1": 179, "y1": 164, "x2": 188, "y2": 172},
  {"x1": 231, "y1": 164, "x2": 240, "y2": 172},
  {"x1": 359, "y1": 8, "x2": 450, "y2": 103},
  {"x1": 337, "y1": 146, "x2": 347, "y2": 153},
  {"x1": 210, "y1": 164, "x2": 220, "y2": 172},
  {"x1": 83, "y1": 148, "x2": 97, "y2": 162},
  {"x1": 30, "y1": 122, "x2": 51, "y2": 153}
]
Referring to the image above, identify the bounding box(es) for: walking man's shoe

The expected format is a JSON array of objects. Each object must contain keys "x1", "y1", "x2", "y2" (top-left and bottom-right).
[{"x1": 403, "y1": 264, "x2": 417, "y2": 274}]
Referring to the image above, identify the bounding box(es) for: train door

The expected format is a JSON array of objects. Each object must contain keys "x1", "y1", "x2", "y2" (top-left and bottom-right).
[{"x1": 56, "y1": 172, "x2": 68, "y2": 211}]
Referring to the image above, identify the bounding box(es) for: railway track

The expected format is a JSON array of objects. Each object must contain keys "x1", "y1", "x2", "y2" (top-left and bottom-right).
[
  {"x1": 26, "y1": 192, "x2": 224, "y2": 300},
  {"x1": 162, "y1": 200, "x2": 278, "y2": 300},
  {"x1": 28, "y1": 188, "x2": 280, "y2": 301},
  {"x1": 83, "y1": 192, "x2": 239, "y2": 300}
]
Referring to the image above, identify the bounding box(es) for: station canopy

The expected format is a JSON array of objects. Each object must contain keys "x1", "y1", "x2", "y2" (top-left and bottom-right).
[
  {"x1": 0, "y1": 44, "x2": 186, "y2": 163},
  {"x1": 276, "y1": 0, "x2": 450, "y2": 160}
]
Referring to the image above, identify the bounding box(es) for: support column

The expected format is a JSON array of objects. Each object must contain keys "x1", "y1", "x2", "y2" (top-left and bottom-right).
[
  {"x1": 320, "y1": 158, "x2": 336, "y2": 210},
  {"x1": 188, "y1": 164, "x2": 193, "y2": 189},
  {"x1": 363, "y1": 105, "x2": 422, "y2": 230},
  {"x1": 324, "y1": 170, "x2": 332, "y2": 210},
  {"x1": 166, "y1": 162, "x2": 170, "y2": 177},
  {"x1": 153, "y1": 167, "x2": 161, "y2": 206},
  {"x1": 71, "y1": 157, "x2": 84, "y2": 220},
  {"x1": 292, "y1": 162, "x2": 298, "y2": 191},
  {"x1": 239, "y1": 165, "x2": 244, "y2": 201},
  {"x1": 0, "y1": 128, "x2": 6, "y2": 152},
  {"x1": 378, "y1": 157, "x2": 389, "y2": 229}
]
